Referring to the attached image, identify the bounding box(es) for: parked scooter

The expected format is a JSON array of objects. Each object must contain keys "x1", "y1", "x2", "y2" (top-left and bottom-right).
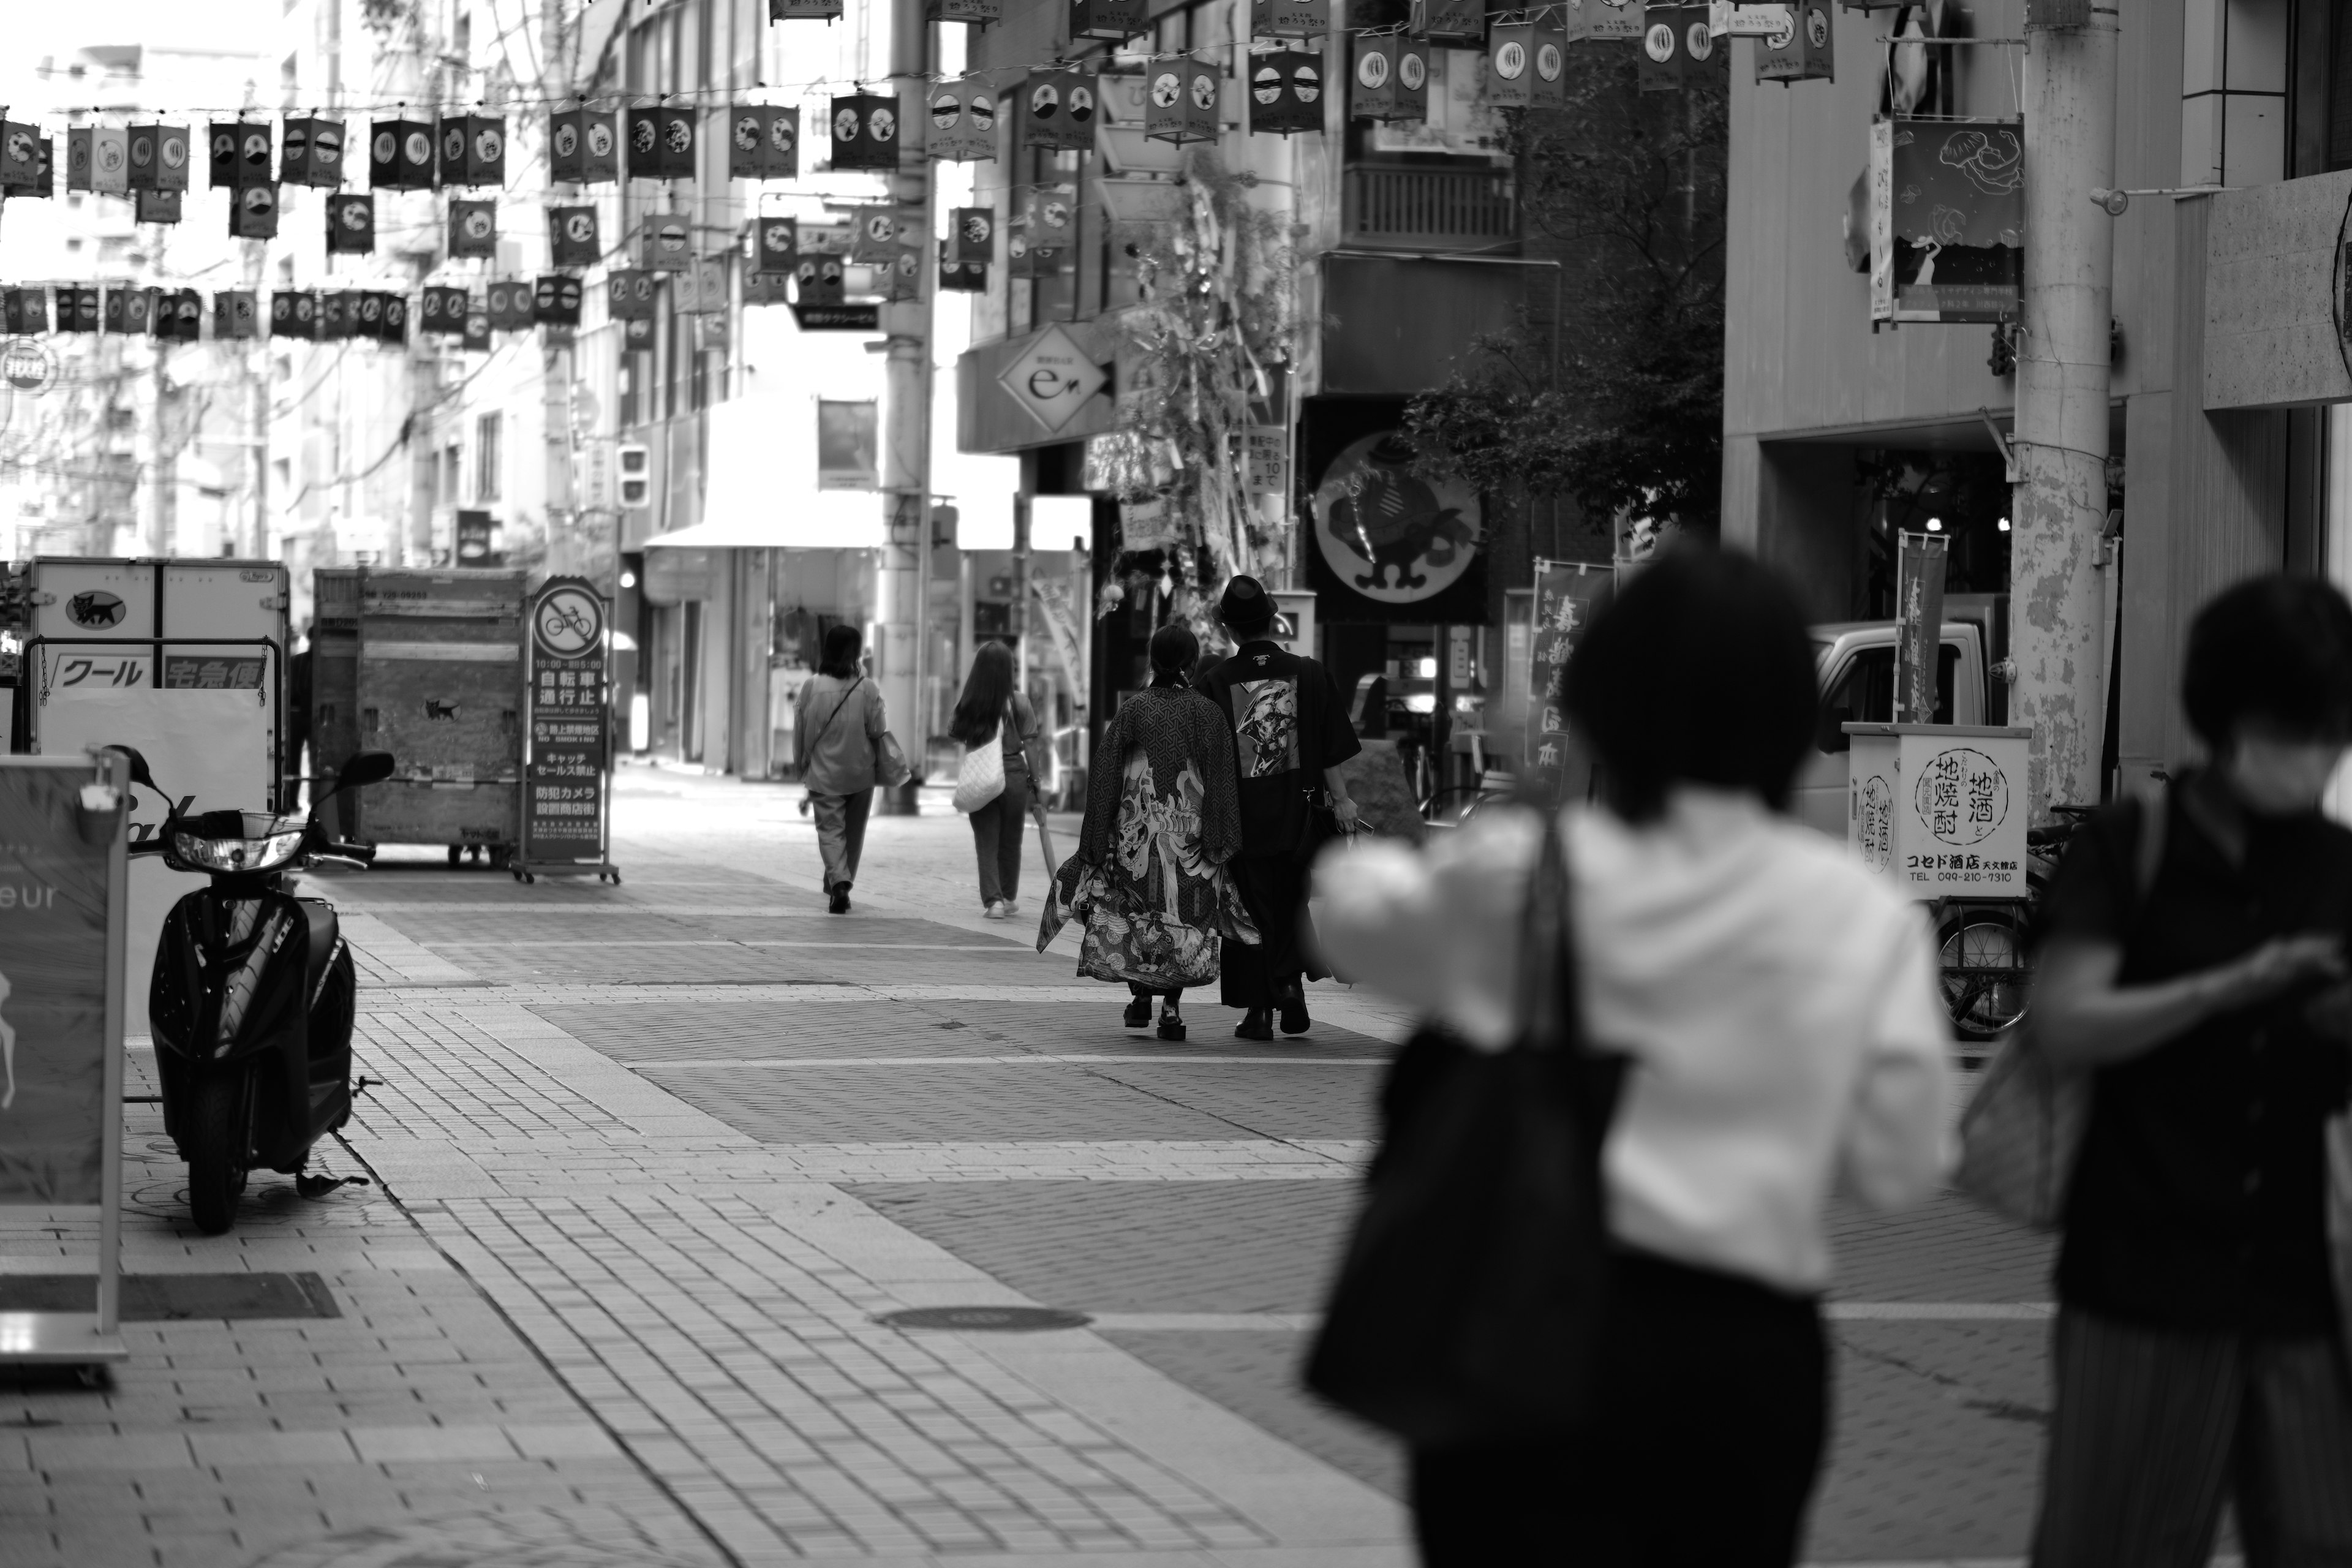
[{"x1": 112, "y1": 746, "x2": 396, "y2": 1234}]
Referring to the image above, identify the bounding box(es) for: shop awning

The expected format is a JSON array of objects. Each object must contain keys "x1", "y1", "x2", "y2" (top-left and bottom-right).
[{"x1": 657, "y1": 396, "x2": 886, "y2": 550}]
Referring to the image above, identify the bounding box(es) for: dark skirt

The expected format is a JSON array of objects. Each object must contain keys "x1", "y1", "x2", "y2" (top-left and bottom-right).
[{"x1": 1409, "y1": 1248, "x2": 1828, "y2": 1567}]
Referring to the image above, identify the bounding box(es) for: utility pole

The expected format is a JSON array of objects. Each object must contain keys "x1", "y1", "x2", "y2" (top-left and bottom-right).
[
  {"x1": 2009, "y1": 3, "x2": 2118, "y2": 820},
  {"x1": 878, "y1": 0, "x2": 935, "y2": 796}
]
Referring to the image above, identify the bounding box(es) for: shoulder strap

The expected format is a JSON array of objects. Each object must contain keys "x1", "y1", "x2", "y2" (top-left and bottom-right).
[
  {"x1": 2130, "y1": 785, "x2": 2168, "y2": 913},
  {"x1": 811, "y1": 677, "x2": 864, "y2": 751}
]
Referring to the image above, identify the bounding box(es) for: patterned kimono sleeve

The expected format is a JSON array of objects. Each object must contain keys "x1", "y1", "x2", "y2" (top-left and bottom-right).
[{"x1": 1074, "y1": 705, "x2": 1132, "y2": 867}]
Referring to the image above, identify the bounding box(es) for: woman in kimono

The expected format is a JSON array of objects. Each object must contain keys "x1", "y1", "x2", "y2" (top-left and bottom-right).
[{"x1": 1047, "y1": 623, "x2": 1253, "y2": 1041}]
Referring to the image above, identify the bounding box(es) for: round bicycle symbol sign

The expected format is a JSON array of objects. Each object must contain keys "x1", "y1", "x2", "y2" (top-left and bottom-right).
[{"x1": 534, "y1": 586, "x2": 604, "y2": 658}]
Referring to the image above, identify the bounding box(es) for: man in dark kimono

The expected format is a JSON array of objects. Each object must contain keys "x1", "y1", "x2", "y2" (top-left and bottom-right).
[{"x1": 1194, "y1": 576, "x2": 1362, "y2": 1040}]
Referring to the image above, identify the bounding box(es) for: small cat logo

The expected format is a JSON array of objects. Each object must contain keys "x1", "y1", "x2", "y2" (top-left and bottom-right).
[
  {"x1": 424, "y1": 699, "x2": 461, "y2": 720},
  {"x1": 67, "y1": 590, "x2": 126, "y2": 628}
]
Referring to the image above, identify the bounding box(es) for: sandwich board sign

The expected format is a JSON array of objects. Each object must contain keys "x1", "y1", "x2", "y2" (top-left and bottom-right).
[{"x1": 516, "y1": 578, "x2": 618, "y2": 884}]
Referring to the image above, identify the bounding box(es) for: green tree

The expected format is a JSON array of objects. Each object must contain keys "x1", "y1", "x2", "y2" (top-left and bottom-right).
[{"x1": 1406, "y1": 48, "x2": 1728, "y2": 535}]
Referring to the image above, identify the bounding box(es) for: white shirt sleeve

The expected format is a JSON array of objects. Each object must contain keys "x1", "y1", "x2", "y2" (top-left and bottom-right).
[{"x1": 1837, "y1": 913, "x2": 1956, "y2": 1211}]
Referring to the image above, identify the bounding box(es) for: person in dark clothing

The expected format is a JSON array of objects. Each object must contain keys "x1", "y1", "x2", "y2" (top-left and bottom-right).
[
  {"x1": 2030, "y1": 573, "x2": 2352, "y2": 1568},
  {"x1": 1193, "y1": 576, "x2": 1362, "y2": 1041}
]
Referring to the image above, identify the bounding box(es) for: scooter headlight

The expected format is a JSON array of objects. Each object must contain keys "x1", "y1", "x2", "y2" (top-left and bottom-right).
[{"x1": 172, "y1": 827, "x2": 307, "y2": 873}]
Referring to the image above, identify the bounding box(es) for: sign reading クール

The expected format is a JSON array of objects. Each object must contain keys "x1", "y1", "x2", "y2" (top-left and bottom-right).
[{"x1": 996, "y1": 323, "x2": 1108, "y2": 433}]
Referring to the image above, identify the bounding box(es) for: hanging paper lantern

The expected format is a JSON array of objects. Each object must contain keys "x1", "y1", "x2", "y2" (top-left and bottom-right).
[
  {"x1": 769, "y1": 0, "x2": 844, "y2": 18},
  {"x1": 1410, "y1": 0, "x2": 1483, "y2": 45},
  {"x1": 1487, "y1": 15, "x2": 1564, "y2": 107},
  {"x1": 850, "y1": 206, "x2": 899, "y2": 266},
  {"x1": 625, "y1": 108, "x2": 662, "y2": 179},
  {"x1": 457, "y1": 114, "x2": 506, "y2": 186},
  {"x1": 327, "y1": 192, "x2": 375, "y2": 254},
  {"x1": 127, "y1": 125, "x2": 160, "y2": 190},
  {"x1": 320, "y1": 292, "x2": 353, "y2": 341},
  {"x1": 382, "y1": 292, "x2": 409, "y2": 341},
  {"x1": 371, "y1": 118, "x2": 437, "y2": 189},
  {"x1": 352, "y1": 292, "x2": 384, "y2": 341},
  {"x1": 763, "y1": 105, "x2": 801, "y2": 177},
  {"x1": 796, "y1": 255, "x2": 847, "y2": 305},
  {"x1": 61, "y1": 287, "x2": 100, "y2": 334},
  {"x1": 1248, "y1": 45, "x2": 1324, "y2": 135},
  {"x1": 1008, "y1": 186, "x2": 1074, "y2": 277},
  {"x1": 66, "y1": 128, "x2": 92, "y2": 191},
  {"x1": 1068, "y1": 0, "x2": 1146, "y2": 40},
  {"x1": 421, "y1": 285, "x2": 471, "y2": 335},
  {"x1": 927, "y1": 80, "x2": 995, "y2": 162},
  {"x1": 7, "y1": 137, "x2": 56, "y2": 200},
  {"x1": 743, "y1": 265, "x2": 791, "y2": 307},
  {"x1": 534, "y1": 274, "x2": 584, "y2": 326},
  {"x1": 728, "y1": 105, "x2": 797, "y2": 179},
  {"x1": 214, "y1": 290, "x2": 257, "y2": 339},
  {"x1": 156, "y1": 289, "x2": 199, "y2": 343},
  {"x1": 948, "y1": 207, "x2": 993, "y2": 266},
  {"x1": 549, "y1": 205, "x2": 601, "y2": 269},
  {"x1": 135, "y1": 189, "x2": 183, "y2": 224},
  {"x1": 462, "y1": 301, "x2": 492, "y2": 352},
  {"x1": 0, "y1": 123, "x2": 35, "y2": 190},
  {"x1": 642, "y1": 211, "x2": 693, "y2": 271},
  {"x1": 208, "y1": 123, "x2": 239, "y2": 187},
  {"x1": 230, "y1": 183, "x2": 281, "y2": 239},
  {"x1": 1145, "y1": 55, "x2": 1220, "y2": 144},
  {"x1": 607, "y1": 270, "x2": 658, "y2": 321},
  {"x1": 754, "y1": 215, "x2": 799, "y2": 276},
  {"x1": 282, "y1": 116, "x2": 347, "y2": 186},
  {"x1": 827, "y1": 94, "x2": 901, "y2": 172},
  {"x1": 548, "y1": 108, "x2": 600, "y2": 184},
  {"x1": 1640, "y1": 5, "x2": 1722, "y2": 89},
  {"x1": 1352, "y1": 36, "x2": 1396, "y2": 119},
  {"x1": 1566, "y1": 0, "x2": 1645, "y2": 40},
  {"x1": 269, "y1": 291, "x2": 317, "y2": 341},
  {"x1": 1249, "y1": 0, "x2": 1329, "y2": 39},
  {"x1": 154, "y1": 124, "x2": 190, "y2": 192},
  {"x1": 939, "y1": 249, "x2": 987, "y2": 292},
  {"x1": 91, "y1": 127, "x2": 129, "y2": 195},
  {"x1": 1022, "y1": 67, "x2": 1098, "y2": 153},
  {"x1": 3, "y1": 288, "x2": 49, "y2": 335},
  {"x1": 236, "y1": 122, "x2": 276, "y2": 185},
  {"x1": 1756, "y1": 0, "x2": 1834, "y2": 83},
  {"x1": 659, "y1": 105, "x2": 698, "y2": 178},
  {"x1": 485, "y1": 278, "x2": 533, "y2": 332},
  {"x1": 449, "y1": 199, "x2": 498, "y2": 258}
]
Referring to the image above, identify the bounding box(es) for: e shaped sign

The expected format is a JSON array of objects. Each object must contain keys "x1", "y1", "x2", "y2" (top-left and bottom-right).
[{"x1": 997, "y1": 323, "x2": 1108, "y2": 434}]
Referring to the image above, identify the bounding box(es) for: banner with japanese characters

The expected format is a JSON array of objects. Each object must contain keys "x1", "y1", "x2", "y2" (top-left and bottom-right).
[
  {"x1": 1526, "y1": 560, "x2": 1613, "y2": 793},
  {"x1": 522, "y1": 578, "x2": 610, "y2": 866}
]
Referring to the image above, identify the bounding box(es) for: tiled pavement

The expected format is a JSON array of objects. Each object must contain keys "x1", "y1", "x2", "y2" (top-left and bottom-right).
[{"x1": 1, "y1": 768, "x2": 2071, "y2": 1566}]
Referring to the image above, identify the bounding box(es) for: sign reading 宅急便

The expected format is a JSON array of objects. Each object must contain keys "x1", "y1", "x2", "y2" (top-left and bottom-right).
[
  {"x1": 1845, "y1": 723, "x2": 2030, "y2": 897},
  {"x1": 523, "y1": 578, "x2": 611, "y2": 869},
  {"x1": 1300, "y1": 415, "x2": 1486, "y2": 625}
]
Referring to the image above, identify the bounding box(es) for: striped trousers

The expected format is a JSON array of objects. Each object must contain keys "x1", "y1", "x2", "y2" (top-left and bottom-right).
[{"x1": 2032, "y1": 1308, "x2": 2352, "y2": 1568}]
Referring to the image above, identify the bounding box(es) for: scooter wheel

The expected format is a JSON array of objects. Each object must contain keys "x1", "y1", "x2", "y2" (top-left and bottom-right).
[{"x1": 186, "y1": 1076, "x2": 248, "y2": 1236}]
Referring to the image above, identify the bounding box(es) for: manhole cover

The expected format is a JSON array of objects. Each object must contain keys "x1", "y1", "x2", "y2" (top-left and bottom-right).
[
  {"x1": 875, "y1": 1305, "x2": 1093, "y2": 1332},
  {"x1": 0, "y1": 1272, "x2": 337, "y2": 1322}
]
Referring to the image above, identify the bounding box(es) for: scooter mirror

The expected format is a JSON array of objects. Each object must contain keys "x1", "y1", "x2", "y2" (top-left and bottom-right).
[
  {"x1": 104, "y1": 745, "x2": 159, "y2": 794},
  {"x1": 334, "y1": 752, "x2": 398, "y2": 792}
]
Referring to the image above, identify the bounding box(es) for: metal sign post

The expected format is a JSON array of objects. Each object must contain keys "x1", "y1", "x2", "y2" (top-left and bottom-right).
[
  {"x1": 514, "y1": 577, "x2": 619, "y2": 884},
  {"x1": 0, "y1": 750, "x2": 130, "y2": 1379}
]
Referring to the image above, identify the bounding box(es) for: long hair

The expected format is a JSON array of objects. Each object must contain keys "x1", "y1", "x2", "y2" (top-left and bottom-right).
[
  {"x1": 1149, "y1": 623, "x2": 1199, "y2": 688},
  {"x1": 950, "y1": 640, "x2": 1017, "y2": 745},
  {"x1": 819, "y1": 623, "x2": 863, "y2": 679}
]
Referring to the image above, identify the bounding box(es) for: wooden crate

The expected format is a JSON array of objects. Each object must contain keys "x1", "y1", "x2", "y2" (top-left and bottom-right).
[{"x1": 353, "y1": 568, "x2": 524, "y2": 850}]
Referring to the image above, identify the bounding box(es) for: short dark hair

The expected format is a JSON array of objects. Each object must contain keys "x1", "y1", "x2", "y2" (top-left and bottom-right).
[
  {"x1": 1563, "y1": 545, "x2": 1820, "y2": 821},
  {"x1": 2182, "y1": 574, "x2": 2352, "y2": 750},
  {"x1": 820, "y1": 623, "x2": 864, "y2": 678}
]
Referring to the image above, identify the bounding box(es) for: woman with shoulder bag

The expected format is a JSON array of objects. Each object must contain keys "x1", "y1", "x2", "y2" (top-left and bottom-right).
[
  {"x1": 794, "y1": 624, "x2": 889, "y2": 916},
  {"x1": 1316, "y1": 548, "x2": 1953, "y2": 1565},
  {"x1": 949, "y1": 640, "x2": 1043, "y2": 919}
]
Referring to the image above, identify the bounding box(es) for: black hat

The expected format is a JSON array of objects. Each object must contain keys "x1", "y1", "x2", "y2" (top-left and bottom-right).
[{"x1": 1219, "y1": 575, "x2": 1273, "y2": 628}]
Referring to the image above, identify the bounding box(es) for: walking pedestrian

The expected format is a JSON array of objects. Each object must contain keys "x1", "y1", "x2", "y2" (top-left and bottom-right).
[
  {"x1": 1044, "y1": 624, "x2": 1251, "y2": 1042},
  {"x1": 2027, "y1": 573, "x2": 2352, "y2": 1568},
  {"x1": 949, "y1": 640, "x2": 1042, "y2": 920},
  {"x1": 793, "y1": 624, "x2": 888, "y2": 916},
  {"x1": 1318, "y1": 546, "x2": 1953, "y2": 1565},
  {"x1": 1193, "y1": 575, "x2": 1362, "y2": 1041}
]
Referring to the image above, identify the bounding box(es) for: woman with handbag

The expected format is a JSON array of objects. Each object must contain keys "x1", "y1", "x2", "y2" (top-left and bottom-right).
[
  {"x1": 949, "y1": 639, "x2": 1042, "y2": 919},
  {"x1": 793, "y1": 624, "x2": 889, "y2": 916},
  {"x1": 1041, "y1": 624, "x2": 1253, "y2": 1041},
  {"x1": 1314, "y1": 547, "x2": 1953, "y2": 1565},
  {"x1": 2025, "y1": 575, "x2": 2352, "y2": 1568}
]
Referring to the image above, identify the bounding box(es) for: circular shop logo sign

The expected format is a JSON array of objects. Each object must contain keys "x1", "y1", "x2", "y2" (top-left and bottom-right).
[
  {"x1": 534, "y1": 584, "x2": 604, "y2": 658},
  {"x1": 2, "y1": 339, "x2": 58, "y2": 394},
  {"x1": 1310, "y1": 431, "x2": 1481, "y2": 605},
  {"x1": 1913, "y1": 747, "x2": 2010, "y2": 847}
]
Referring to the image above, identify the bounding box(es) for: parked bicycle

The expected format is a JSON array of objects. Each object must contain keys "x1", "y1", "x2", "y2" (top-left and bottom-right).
[{"x1": 1931, "y1": 802, "x2": 2096, "y2": 1047}]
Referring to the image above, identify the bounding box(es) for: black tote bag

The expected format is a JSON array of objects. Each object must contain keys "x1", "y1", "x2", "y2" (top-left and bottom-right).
[{"x1": 1303, "y1": 808, "x2": 1624, "y2": 1447}]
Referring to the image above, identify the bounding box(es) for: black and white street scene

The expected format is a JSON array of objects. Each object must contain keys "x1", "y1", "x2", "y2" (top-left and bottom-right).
[{"x1": 3, "y1": 0, "x2": 2352, "y2": 1563}]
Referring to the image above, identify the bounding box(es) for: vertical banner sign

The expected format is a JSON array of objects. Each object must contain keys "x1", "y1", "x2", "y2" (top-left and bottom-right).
[
  {"x1": 1868, "y1": 116, "x2": 1896, "y2": 322},
  {"x1": 524, "y1": 578, "x2": 611, "y2": 870},
  {"x1": 1526, "y1": 560, "x2": 1613, "y2": 792},
  {"x1": 1881, "y1": 118, "x2": 2026, "y2": 323},
  {"x1": 1893, "y1": 531, "x2": 1948, "y2": 723}
]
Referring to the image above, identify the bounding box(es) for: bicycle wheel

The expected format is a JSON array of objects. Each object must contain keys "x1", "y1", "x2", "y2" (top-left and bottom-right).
[
  {"x1": 1937, "y1": 909, "x2": 2030, "y2": 1041},
  {"x1": 1419, "y1": 786, "x2": 1487, "y2": 828}
]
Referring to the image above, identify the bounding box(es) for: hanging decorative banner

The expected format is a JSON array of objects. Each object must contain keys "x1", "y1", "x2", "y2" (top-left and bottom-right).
[
  {"x1": 135, "y1": 189, "x2": 183, "y2": 225},
  {"x1": 99, "y1": 287, "x2": 141, "y2": 335},
  {"x1": 59, "y1": 286, "x2": 99, "y2": 334},
  {"x1": 1023, "y1": 67, "x2": 1099, "y2": 153},
  {"x1": 269, "y1": 290, "x2": 318, "y2": 341},
  {"x1": 126, "y1": 124, "x2": 160, "y2": 190},
  {"x1": 420, "y1": 284, "x2": 470, "y2": 334},
  {"x1": 1754, "y1": 0, "x2": 1833, "y2": 81},
  {"x1": 66, "y1": 127, "x2": 91, "y2": 190},
  {"x1": 1639, "y1": 4, "x2": 1723, "y2": 89},
  {"x1": 234, "y1": 121, "x2": 275, "y2": 185},
  {"x1": 927, "y1": 0, "x2": 1001, "y2": 21},
  {"x1": 642, "y1": 210, "x2": 694, "y2": 271},
  {"x1": 1351, "y1": 36, "x2": 1396, "y2": 120},
  {"x1": 207, "y1": 122, "x2": 239, "y2": 187},
  {"x1": 449, "y1": 198, "x2": 498, "y2": 258},
  {"x1": 928, "y1": 80, "x2": 996, "y2": 162},
  {"x1": 285, "y1": 116, "x2": 347, "y2": 186},
  {"x1": 549, "y1": 205, "x2": 601, "y2": 268},
  {"x1": 770, "y1": 0, "x2": 845, "y2": 18},
  {"x1": 851, "y1": 205, "x2": 899, "y2": 265},
  {"x1": 1250, "y1": 0, "x2": 1329, "y2": 38},
  {"x1": 371, "y1": 117, "x2": 437, "y2": 189},
  {"x1": 1411, "y1": 0, "x2": 1484, "y2": 44},
  {"x1": 796, "y1": 254, "x2": 847, "y2": 304},
  {"x1": 214, "y1": 290, "x2": 257, "y2": 338},
  {"x1": 682, "y1": 254, "x2": 731, "y2": 315},
  {"x1": 1008, "y1": 184, "x2": 1075, "y2": 277},
  {"x1": 318, "y1": 291, "x2": 352, "y2": 341},
  {"x1": 326, "y1": 192, "x2": 375, "y2": 254},
  {"x1": 658, "y1": 105, "x2": 698, "y2": 178},
  {"x1": 466, "y1": 114, "x2": 507, "y2": 185},
  {"x1": 437, "y1": 115, "x2": 468, "y2": 185},
  {"x1": 534, "y1": 274, "x2": 584, "y2": 325},
  {"x1": 763, "y1": 104, "x2": 801, "y2": 176},
  {"x1": 940, "y1": 250, "x2": 987, "y2": 291},
  {"x1": 1248, "y1": 45, "x2": 1324, "y2": 135},
  {"x1": 1146, "y1": 55, "x2": 1221, "y2": 143},
  {"x1": 1069, "y1": 0, "x2": 1147, "y2": 40},
  {"x1": 91, "y1": 126, "x2": 129, "y2": 195},
  {"x1": 828, "y1": 94, "x2": 901, "y2": 170},
  {"x1": 1872, "y1": 117, "x2": 2024, "y2": 323},
  {"x1": 382, "y1": 292, "x2": 409, "y2": 341},
  {"x1": 1570, "y1": 0, "x2": 1646, "y2": 39},
  {"x1": 948, "y1": 206, "x2": 993, "y2": 266},
  {"x1": 350, "y1": 291, "x2": 383, "y2": 341},
  {"x1": 154, "y1": 124, "x2": 190, "y2": 192},
  {"x1": 754, "y1": 214, "x2": 799, "y2": 274},
  {"x1": 1488, "y1": 12, "x2": 1567, "y2": 107},
  {"x1": 0, "y1": 123, "x2": 36, "y2": 190},
  {"x1": 484, "y1": 277, "x2": 533, "y2": 331},
  {"x1": 159, "y1": 288, "x2": 203, "y2": 342},
  {"x1": 229, "y1": 183, "x2": 281, "y2": 239},
  {"x1": 462, "y1": 298, "x2": 492, "y2": 352},
  {"x1": 4, "y1": 288, "x2": 49, "y2": 334},
  {"x1": 607, "y1": 270, "x2": 658, "y2": 320},
  {"x1": 728, "y1": 105, "x2": 768, "y2": 177}
]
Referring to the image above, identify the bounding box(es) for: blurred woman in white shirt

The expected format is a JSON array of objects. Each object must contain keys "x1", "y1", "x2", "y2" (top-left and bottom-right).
[{"x1": 1318, "y1": 546, "x2": 1953, "y2": 1567}]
